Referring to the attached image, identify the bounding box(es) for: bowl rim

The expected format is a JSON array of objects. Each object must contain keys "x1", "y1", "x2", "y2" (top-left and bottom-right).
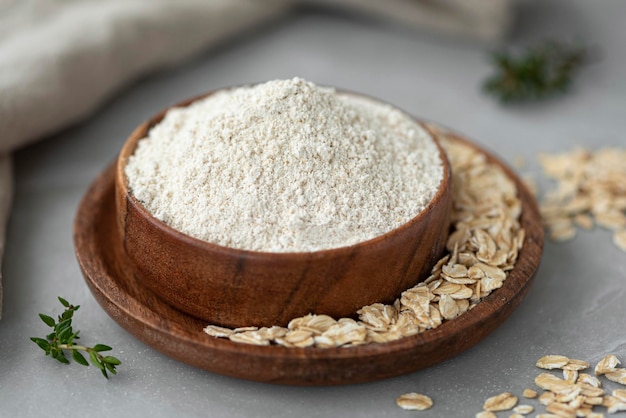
[{"x1": 116, "y1": 87, "x2": 452, "y2": 258}]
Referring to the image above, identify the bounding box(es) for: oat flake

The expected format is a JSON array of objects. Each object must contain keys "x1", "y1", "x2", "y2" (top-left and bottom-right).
[{"x1": 395, "y1": 392, "x2": 433, "y2": 410}]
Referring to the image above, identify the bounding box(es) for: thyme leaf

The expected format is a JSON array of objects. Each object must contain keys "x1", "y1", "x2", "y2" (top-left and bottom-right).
[
  {"x1": 31, "y1": 297, "x2": 121, "y2": 379},
  {"x1": 483, "y1": 40, "x2": 587, "y2": 104}
]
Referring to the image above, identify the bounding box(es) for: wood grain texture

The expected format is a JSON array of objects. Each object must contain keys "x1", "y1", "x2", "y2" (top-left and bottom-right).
[
  {"x1": 73, "y1": 134, "x2": 543, "y2": 385},
  {"x1": 114, "y1": 91, "x2": 453, "y2": 328}
]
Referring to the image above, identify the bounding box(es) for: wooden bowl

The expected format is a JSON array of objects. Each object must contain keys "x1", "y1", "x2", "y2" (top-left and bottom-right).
[
  {"x1": 114, "y1": 91, "x2": 452, "y2": 328},
  {"x1": 75, "y1": 131, "x2": 543, "y2": 385}
]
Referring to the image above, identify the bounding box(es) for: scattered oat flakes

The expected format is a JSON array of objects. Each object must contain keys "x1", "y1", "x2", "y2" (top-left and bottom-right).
[
  {"x1": 573, "y1": 213, "x2": 594, "y2": 230},
  {"x1": 577, "y1": 373, "x2": 602, "y2": 388},
  {"x1": 522, "y1": 388, "x2": 538, "y2": 399},
  {"x1": 538, "y1": 391, "x2": 556, "y2": 406},
  {"x1": 536, "y1": 147, "x2": 626, "y2": 252},
  {"x1": 613, "y1": 389, "x2": 626, "y2": 402},
  {"x1": 563, "y1": 369, "x2": 578, "y2": 383},
  {"x1": 513, "y1": 404, "x2": 534, "y2": 414},
  {"x1": 580, "y1": 385, "x2": 605, "y2": 398},
  {"x1": 545, "y1": 402, "x2": 577, "y2": 418},
  {"x1": 483, "y1": 392, "x2": 518, "y2": 412},
  {"x1": 605, "y1": 395, "x2": 626, "y2": 414},
  {"x1": 595, "y1": 212, "x2": 625, "y2": 230},
  {"x1": 535, "y1": 373, "x2": 574, "y2": 394},
  {"x1": 549, "y1": 223, "x2": 577, "y2": 242},
  {"x1": 585, "y1": 395, "x2": 605, "y2": 405},
  {"x1": 563, "y1": 359, "x2": 590, "y2": 371},
  {"x1": 395, "y1": 392, "x2": 433, "y2": 411},
  {"x1": 605, "y1": 368, "x2": 626, "y2": 385},
  {"x1": 537, "y1": 355, "x2": 570, "y2": 370},
  {"x1": 555, "y1": 387, "x2": 581, "y2": 403},
  {"x1": 602, "y1": 394, "x2": 618, "y2": 408},
  {"x1": 529, "y1": 354, "x2": 626, "y2": 417},
  {"x1": 471, "y1": 354, "x2": 626, "y2": 418},
  {"x1": 595, "y1": 354, "x2": 621, "y2": 376}
]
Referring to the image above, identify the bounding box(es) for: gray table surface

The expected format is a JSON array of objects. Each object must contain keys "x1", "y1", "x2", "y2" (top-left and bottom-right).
[{"x1": 2, "y1": 1, "x2": 626, "y2": 417}]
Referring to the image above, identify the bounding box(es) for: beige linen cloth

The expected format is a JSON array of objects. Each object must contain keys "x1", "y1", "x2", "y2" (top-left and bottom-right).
[{"x1": 0, "y1": 0, "x2": 513, "y2": 317}]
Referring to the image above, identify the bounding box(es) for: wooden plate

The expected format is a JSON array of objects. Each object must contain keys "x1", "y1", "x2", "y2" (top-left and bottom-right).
[{"x1": 74, "y1": 133, "x2": 544, "y2": 386}]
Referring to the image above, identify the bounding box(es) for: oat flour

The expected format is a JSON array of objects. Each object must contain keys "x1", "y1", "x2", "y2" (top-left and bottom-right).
[{"x1": 125, "y1": 78, "x2": 443, "y2": 252}]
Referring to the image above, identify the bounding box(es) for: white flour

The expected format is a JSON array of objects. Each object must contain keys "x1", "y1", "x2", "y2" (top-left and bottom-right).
[{"x1": 125, "y1": 78, "x2": 443, "y2": 252}]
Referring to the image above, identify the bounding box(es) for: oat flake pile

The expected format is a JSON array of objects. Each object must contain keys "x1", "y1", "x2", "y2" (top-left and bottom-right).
[{"x1": 125, "y1": 77, "x2": 443, "y2": 252}]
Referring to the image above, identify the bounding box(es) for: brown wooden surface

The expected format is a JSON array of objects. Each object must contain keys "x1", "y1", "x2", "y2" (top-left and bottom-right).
[
  {"x1": 114, "y1": 91, "x2": 453, "y2": 328},
  {"x1": 73, "y1": 134, "x2": 544, "y2": 385}
]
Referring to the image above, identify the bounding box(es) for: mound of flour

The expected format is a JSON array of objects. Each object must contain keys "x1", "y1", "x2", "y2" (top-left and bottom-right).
[{"x1": 125, "y1": 78, "x2": 443, "y2": 252}]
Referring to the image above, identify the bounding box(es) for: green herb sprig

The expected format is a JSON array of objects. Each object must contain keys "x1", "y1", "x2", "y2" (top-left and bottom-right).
[
  {"x1": 31, "y1": 297, "x2": 121, "y2": 379},
  {"x1": 483, "y1": 40, "x2": 587, "y2": 104}
]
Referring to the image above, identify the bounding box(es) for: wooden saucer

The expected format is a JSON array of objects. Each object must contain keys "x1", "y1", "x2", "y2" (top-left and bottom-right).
[{"x1": 73, "y1": 134, "x2": 543, "y2": 386}]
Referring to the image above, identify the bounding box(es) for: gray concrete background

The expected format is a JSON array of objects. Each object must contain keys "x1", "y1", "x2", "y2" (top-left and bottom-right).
[{"x1": 1, "y1": 1, "x2": 625, "y2": 416}]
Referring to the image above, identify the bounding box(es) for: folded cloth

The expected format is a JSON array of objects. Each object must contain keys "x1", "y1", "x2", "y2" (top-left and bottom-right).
[
  {"x1": 0, "y1": 0, "x2": 513, "y2": 317},
  {"x1": 300, "y1": 0, "x2": 513, "y2": 43},
  {"x1": 0, "y1": 0, "x2": 290, "y2": 318},
  {"x1": 0, "y1": 0, "x2": 290, "y2": 154}
]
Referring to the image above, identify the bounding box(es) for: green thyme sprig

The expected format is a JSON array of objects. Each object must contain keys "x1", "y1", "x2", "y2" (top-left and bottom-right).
[
  {"x1": 483, "y1": 40, "x2": 587, "y2": 104},
  {"x1": 31, "y1": 297, "x2": 121, "y2": 379}
]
